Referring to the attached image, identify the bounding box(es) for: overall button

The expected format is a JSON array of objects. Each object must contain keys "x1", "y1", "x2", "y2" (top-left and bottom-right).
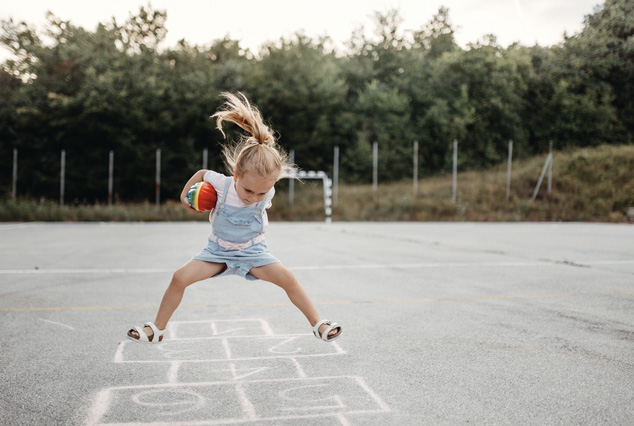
[{"x1": 256, "y1": 209, "x2": 261, "y2": 214}]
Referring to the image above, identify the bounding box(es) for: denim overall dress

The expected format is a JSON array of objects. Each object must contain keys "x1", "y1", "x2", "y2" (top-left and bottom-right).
[{"x1": 192, "y1": 176, "x2": 280, "y2": 280}]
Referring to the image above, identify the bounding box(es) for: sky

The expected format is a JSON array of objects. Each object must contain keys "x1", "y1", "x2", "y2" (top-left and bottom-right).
[{"x1": 0, "y1": 0, "x2": 602, "y2": 61}]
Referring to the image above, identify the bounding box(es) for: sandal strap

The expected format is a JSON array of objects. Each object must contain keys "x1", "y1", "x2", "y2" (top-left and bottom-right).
[
  {"x1": 313, "y1": 319, "x2": 342, "y2": 341},
  {"x1": 144, "y1": 322, "x2": 164, "y2": 343},
  {"x1": 130, "y1": 325, "x2": 150, "y2": 342},
  {"x1": 313, "y1": 319, "x2": 330, "y2": 339},
  {"x1": 322, "y1": 322, "x2": 341, "y2": 341}
]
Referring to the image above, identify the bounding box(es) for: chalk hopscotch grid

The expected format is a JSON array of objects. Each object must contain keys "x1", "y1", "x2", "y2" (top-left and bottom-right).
[{"x1": 87, "y1": 319, "x2": 390, "y2": 425}]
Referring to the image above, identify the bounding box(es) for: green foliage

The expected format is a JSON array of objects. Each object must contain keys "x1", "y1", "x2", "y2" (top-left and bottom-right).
[
  {"x1": 1, "y1": 1, "x2": 633, "y2": 205},
  {"x1": 245, "y1": 34, "x2": 350, "y2": 174}
]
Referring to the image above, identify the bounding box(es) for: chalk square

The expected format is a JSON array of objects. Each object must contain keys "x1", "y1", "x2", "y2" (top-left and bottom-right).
[
  {"x1": 177, "y1": 357, "x2": 307, "y2": 382},
  {"x1": 90, "y1": 383, "x2": 247, "y2": 425},
  {"x1": 225, "y1": 335, "x2": 345, "y2": 360},
  {"x1": 116, "y1": 339, "x2": 229, "y2": 363},
  {"x1": 243, "y1": 376, "x2": 390, "y2": 417},
  {"x1": 169, "y1": 319, "x2": 274, "y2": 340}
]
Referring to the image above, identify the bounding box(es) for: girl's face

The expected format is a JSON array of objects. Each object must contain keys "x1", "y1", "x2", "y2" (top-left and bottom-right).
[{"x1": 234, "y1": 172, "x2": 276, "y2": 205}]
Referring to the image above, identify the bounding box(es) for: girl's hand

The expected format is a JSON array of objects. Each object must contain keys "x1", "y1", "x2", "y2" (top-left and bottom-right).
[
  {"x1": 181, "y1": 194, "x2": 200, "y2": 213},
  {"x1": 180, "y1": 169, "x2": 209, "y2": 213}
]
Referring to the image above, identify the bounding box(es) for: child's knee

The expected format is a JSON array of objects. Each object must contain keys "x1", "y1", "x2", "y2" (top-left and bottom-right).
[
  {"x1": 278, "y1": 269, "x2": 300, "y2": 290},
  {"x1": 171, "y1": 268, "x2": 192, "y2": 289}
]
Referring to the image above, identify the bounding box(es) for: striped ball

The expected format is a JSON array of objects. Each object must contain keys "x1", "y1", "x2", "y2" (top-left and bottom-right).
[{"x1": 187, "y1": 182, "x2": 217, "y2": 212}]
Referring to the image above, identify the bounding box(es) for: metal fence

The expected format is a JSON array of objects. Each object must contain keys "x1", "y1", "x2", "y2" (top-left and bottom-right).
[{"x1": 8, "y1": 140, "x2": 554, "y2": 208}]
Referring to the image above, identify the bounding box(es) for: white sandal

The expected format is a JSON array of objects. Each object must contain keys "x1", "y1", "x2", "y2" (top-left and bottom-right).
[
  {"x1": 127, "y1": 321, "x2": 165, "y2": 344},
  {"x1": 313, "y1": 319, "x2": 342, "y2": 342}
]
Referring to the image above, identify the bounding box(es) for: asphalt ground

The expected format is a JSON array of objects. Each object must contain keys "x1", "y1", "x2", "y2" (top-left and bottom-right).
[{"x1": 0, "y1": 221, "x2": 633, "y2": 425}]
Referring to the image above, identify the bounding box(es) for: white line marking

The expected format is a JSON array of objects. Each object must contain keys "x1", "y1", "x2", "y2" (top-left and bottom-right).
[
  {"x1": 38, "y1": 318, "x2": 75, "y2": 330},
  {"x1": 222, "y1": 337, "x2": 233, "y2": 360},
  {"x1": 131, "y1": 388, "x2": 205, "y2": 415},
  {"x1": 337, "y1": 412, "x2": 353, "y2": 426},
  {"x1": 290, "y1": 357, "x2": 308, "y2": 378},
  {"x1": 234, "y1": 382, "x2": 259, "y2": 420},
  {"x1": 115, "y1": 352, "x2": 346, "y2": 364},
  {"x1": 291, "y1": 260, "x2": 634, "y2": 270},
  {"x1": 170, "y1": 333, "x2": 312, "y2": 341},
  {"x1": 87, "y1": 377, "x2": 390, "y2": 423},
  {"x1": 95, "y1": 376, "x2": 380, "y2": 388},
  {"x1": 167, "y1": 361, "x2": 181, "y2": 384},
  {"x1": 331, "y1": 341, "x2": 346, "y2": 355},
  {"x1": 229, "y1": 364, "x2": 269, "y2": 381},
  {"x1": 290, "y1": 261, "x2": 549, "y2": 271},
  {"x1": 0, "y1": 268, "x2": 172, "y2": 274},
  {"x1": 0, "y1": 224, "x2": 37, "y2": 231},
  {"x1": 354, "y1": 377, "x2": 391, "y2": 412},
  {"x1": 259, "y1": 318, "x2": 275, "y2": 336},
  {"x1": 213, "y1": 327, "x2": 245, "y2": 336},
  {"x1": 280, "y1": 384, "x2": 346, "y2": 411},
  {"x1": 265, "y1": 337, "x2": 303, "y2": 354},
  {"x1": 85, "y1": 388, "x2": 111, "y2": 426},
  {"x1": 4, "y1": 259, "x2": 633, "y2": 275},
  {"x1": 113, "y1": 341, "x2": 126, "y2": 363}
]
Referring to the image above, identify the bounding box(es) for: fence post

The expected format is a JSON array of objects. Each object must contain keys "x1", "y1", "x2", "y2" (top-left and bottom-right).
[
  {"x1": 548, "y1": 141, "x2": 553, "y2": 194},
  {"x1": 372, "y1": 141, "x2": 378, "y2": 204},
  {"x1": 531, "y1": 151, "x2": 553, "y2": 201},
  {"x1": 60, "y1": 150, "x2": 66, "y2": 206},
  {"x1": 506, "y1": 140, "x2": 513, "y2": 201},
  {"x1": 413, "y1": 140, "x2": 419, "y2": 195},
  {"x1": 155, "y1": 149, "x2": 161, "y2": 208},
  {"x1": 323, "y1": 173, "x2": 333, "y2": 223},
  {"x1": 12, "y1": 148, "x2": 17, "y2": 199},
  {"x1": 451, "y1": 140, "x2": 458, "y2": 202},
  {"x1": 333, "y1": 145, "x2": 339, "y2": 205},
  {"x1": 289, "y1": 149, "x2": 295, "y2": 210},
  {"x1": 108, "y1": 150, "x2": 114, "y2": 206}
]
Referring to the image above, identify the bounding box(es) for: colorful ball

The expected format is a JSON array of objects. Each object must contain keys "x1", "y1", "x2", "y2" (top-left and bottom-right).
[{"x1": 187, "y1": 182, "x2": 217, "y2": 212}]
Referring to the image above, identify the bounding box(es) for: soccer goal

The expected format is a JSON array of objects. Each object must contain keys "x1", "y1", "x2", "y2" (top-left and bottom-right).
[{"x1": 290, "y1": 171, "x2": 333, "y2": 223}]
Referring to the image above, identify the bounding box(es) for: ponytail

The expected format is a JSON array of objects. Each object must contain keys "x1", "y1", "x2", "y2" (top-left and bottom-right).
[{"x1": 211, "y1": 92, "x2": 296, "y2": 180}]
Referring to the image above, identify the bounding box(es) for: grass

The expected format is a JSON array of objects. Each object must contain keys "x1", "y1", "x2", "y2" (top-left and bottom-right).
[
  {"x1": 2, "y1": 144, "x2": 634, "y2": 223},
  {"x1": 271, "y1": 144, "x2": 634, "y2": 223}
]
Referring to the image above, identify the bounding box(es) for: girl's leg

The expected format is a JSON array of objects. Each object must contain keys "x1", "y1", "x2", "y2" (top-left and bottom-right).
[
  {"x1": 249, "y1": 262, "x2": 338, "y2": 337},
  {"x1": 131, "y1": 260, "x2": 225, "y2": 339}
]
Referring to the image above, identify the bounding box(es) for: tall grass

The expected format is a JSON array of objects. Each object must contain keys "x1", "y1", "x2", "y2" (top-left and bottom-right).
[
  {"x1": 272, "y1": 144, "x2": 634, "y2": 222},
  {"x1": 2, "y1": 144, "x2": 633, "y2": 222},
  {"x1": 0, "y1": 199, "x2": 209, "y2": 222}
]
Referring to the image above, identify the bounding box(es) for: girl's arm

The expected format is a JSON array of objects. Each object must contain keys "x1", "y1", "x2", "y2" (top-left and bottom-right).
[{"x1": 180, "y1": 169, "x2": 209, "y2": 212}]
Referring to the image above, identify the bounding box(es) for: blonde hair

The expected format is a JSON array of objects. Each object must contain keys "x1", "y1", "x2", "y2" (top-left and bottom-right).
[{"x1": 211, "y1": 92, "x2": 296, "y2": 181}]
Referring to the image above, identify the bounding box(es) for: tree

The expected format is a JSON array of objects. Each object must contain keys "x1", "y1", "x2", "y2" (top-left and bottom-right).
[
  {"x1": 351, "y1": 80, "x2": 414, "y2": 181},
  {"x1": 563, "y1": 0, "x2": 633, "y2": 141},
  {"x1": 245, "y1": 34, "x2": 350, "y2": 174}
]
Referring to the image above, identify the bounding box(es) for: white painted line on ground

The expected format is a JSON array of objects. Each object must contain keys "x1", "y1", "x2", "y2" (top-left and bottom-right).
[
  {"x1": 86, "y1": 376, "x2": 389, "y2": 426},
  {"x1": 0, "y1": 268, "x2": 173, "y2": 274},
  {"x1": 235, "y1": 381, "x2": 259, "y2": 421},
  {"x1": 222, "y1": 337, "x2": 233, "y2": 360},
  {"x1": 90, "y1": 318, "x2": 385, "y2": 426},
  {"x1": 0, "y1": 223, "x2": 38, "y2": 231},
  {"x1": 38, "y1": 318, "x2": 75, "y2": 330},
  {"x1": 2, "y1": 259, "x2": 632, "y2": 275},
  {"x1": 289, "y1": 357, "x2": 308, "y2": 378},
  {"x1": 167, "y1": 361, "x2": 181, "y2": 384},
  {"x1": 337, "y1": 412, "x2": 353, "y2": 426}
]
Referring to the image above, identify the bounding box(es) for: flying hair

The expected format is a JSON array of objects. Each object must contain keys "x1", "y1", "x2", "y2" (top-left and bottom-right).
[{"x1": 211, "y1": 92, "x2": 296, "y2": 181}]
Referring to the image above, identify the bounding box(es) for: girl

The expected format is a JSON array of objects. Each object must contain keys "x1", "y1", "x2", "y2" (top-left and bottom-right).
[{"x1": 127, "y1": 92, "x2": 342, "y2": 344}]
